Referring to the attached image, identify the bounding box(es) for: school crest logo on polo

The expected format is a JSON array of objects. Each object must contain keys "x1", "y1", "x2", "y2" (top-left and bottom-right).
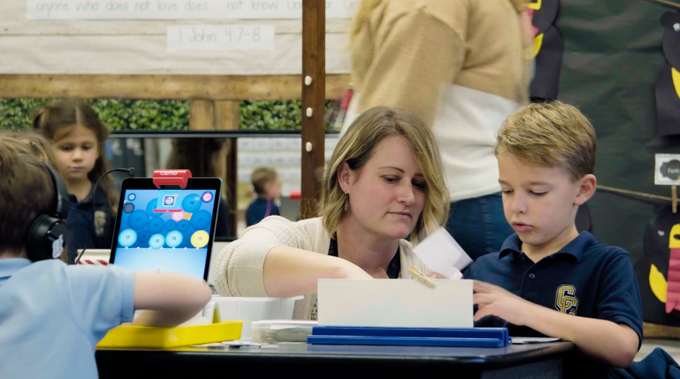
[{"x1": 555, "y1": 284, "x2": 579, "y2": 315}]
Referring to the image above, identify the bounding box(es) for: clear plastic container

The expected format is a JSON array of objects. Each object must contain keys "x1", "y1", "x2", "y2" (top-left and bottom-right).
[
  {"x1": 211, "y1": 296, "x2": 303, "y2": 339},
  {"x1": 251, "y1": 320, "x2": 317, "y2": 344}
]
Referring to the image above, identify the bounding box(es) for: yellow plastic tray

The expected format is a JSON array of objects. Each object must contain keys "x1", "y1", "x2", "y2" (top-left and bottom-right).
[{"x1": 97, "y1": 321, "x2": 243, "y2": 348}]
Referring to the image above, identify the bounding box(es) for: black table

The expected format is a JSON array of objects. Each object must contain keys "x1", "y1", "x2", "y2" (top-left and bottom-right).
[{"x1": 97, "y1": 341, "x2": 574, "y2": 379}]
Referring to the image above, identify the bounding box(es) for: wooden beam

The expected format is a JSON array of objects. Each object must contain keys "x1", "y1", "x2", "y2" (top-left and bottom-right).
[
  {"x1": 0, "y1": 74, "x2": 349, "y2": 101},
  {"x1": 215, "y1": 100, "x2": 240, "y2": 238},
  {"x1": 644, "y1": 322, "x2": 680, "y2": 339},
  {"x1": 300, "y1": 0, "x2": 326, "y2": 220}
]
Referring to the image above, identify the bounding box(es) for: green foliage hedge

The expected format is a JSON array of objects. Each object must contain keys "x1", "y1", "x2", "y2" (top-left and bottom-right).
[{"x1": 0, "y1": 99, "x2": 334, "y2": 131}]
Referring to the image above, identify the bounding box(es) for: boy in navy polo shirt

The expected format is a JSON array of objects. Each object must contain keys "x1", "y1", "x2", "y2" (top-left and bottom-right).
[
  {"x1": 464, "y1": 101, "x2": 642, "y2": 375},
  {"x1": 0, "y1": 136, "x2": 212, "y2": 379}
]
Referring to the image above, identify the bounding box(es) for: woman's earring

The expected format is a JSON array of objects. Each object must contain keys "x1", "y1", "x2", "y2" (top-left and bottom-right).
[{"x1": 344, "y1": 193, "x2": 349, "y2": 212}]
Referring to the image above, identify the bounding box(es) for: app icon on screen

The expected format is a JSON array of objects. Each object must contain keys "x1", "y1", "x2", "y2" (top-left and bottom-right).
[{"x1": 156, "y1": 190, "x2": 182, "y2": 212}]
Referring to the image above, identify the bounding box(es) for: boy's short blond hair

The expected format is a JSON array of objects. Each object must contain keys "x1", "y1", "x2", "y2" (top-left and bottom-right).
[
  {"x1": 251, "y1": 167, "x2": 278, "y2": 196},
  {"x1": 496, "y1": 101, "x2": 597, "y2": 181}
]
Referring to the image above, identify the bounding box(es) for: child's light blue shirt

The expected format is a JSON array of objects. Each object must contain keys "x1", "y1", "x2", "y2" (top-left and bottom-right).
[{"x1": 0, "y1": 258, "x2": 135, "y2": 379}]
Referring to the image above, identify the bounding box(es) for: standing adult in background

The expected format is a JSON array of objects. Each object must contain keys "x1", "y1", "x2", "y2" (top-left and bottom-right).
[
  {"x1": 166, "y1": 138, "x2": 232, "y2": 238},
  {"x1": 342, "y1": 0, "x2": 533, "y2": 260}
]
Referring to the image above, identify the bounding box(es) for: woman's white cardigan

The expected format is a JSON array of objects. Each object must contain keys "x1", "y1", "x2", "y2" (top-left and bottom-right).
[{"x1": 212, "y1": 216, "x2": 429, "y2": 320}]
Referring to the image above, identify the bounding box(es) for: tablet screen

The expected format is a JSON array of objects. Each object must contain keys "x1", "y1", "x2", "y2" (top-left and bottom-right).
[{"x1": 112, "y1": 184, "x2": 219, "y2": 279}]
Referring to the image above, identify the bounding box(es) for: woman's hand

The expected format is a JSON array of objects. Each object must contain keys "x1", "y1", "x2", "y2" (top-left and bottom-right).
[{"x1": 263, "y1": 246, "x2": 374, "y2": 297}]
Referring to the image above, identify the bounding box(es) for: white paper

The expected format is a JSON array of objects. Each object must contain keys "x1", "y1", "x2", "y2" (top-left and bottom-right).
[
  {"x1": 167, "y1": 25, "x2": 275, "y2": 51},
  {"x1": 27, "y1": 0, "x2": 357, "y2": 20},
  {"x1": 318, "y1": 279, "x2": 473, "y2": 328},
  {"x1": 412, "y1": 227, "x2": 472, "y2": 278}
]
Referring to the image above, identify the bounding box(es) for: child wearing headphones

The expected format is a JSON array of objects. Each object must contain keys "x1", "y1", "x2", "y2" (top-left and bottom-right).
[
  {"x1": 0, "y1": 131, "x2": 68, "y2": 261},
  {"x1": 0, "y1": 135, "x2": 212, "y2": 379},
  {"x1": 34, "y1": 100, "x2": 118, "y2": 263}
]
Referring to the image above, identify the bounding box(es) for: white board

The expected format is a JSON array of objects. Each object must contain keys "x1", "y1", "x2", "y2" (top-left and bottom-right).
[{"x1": 318, "y1": 279, "x2": 474, "y2": 328}]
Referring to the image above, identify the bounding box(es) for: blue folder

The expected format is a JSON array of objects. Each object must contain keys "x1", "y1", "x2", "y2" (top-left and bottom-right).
[{"x1": 307, "y1": 327, "x2": 511, "y2": 348}]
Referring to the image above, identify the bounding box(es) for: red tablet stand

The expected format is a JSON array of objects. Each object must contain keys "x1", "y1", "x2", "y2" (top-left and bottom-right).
[{"x1": 152, "y1": 169, "x2": 192, "y2": 189}]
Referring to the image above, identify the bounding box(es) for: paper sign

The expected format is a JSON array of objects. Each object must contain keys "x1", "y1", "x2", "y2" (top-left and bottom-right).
[
  {"x1": 167, "y1": 25, "x2": 275, "y2": 51},
  {"x1": 412, "y1": 227, "x2": 472, "y2": 278},
  {"x1": 318, "y1": 279, "x2": 473, "y2": 328},
  {"x1": 655, "y1": 154, "x2": 680, "y2": 186},
  {"x1": 27, "y1": 0, "x2": 357, "y2": 20}
]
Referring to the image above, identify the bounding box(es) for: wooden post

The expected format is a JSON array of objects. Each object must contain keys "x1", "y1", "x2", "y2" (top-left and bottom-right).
[
  {"x1": 189, "y1": 100, "x2": 215, "y2": 130},
  {"x1": 215, "y1": 100, "x2": 240, "y2": 238},
  {"x1": 300, "y1": 0, "x2": 326, "y2": 220},
  {"x1": 215, "y1": 101, "x2": 240, "y2": 130}
]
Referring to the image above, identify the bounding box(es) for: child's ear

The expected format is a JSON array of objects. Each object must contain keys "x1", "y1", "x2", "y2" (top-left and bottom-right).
[
  {"x1": 574, "y1": 174, "x2": 597, "y2": 206},
  {"x1": 337, "y1": 162, "x2": 352, "y2": 194}
]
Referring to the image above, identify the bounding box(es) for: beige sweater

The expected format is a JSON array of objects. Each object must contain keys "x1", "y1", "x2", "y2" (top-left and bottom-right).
[
  {"x1": 212, "y1": 216, "x2": 430, "y2": 320},
  {"x1": 344, "y1": 0, "x2": 531, "y2": 201}
]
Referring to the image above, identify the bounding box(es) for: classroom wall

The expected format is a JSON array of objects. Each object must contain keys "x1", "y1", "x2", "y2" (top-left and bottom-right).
[
  {"x1": 557, "y1": 0, "x2": 680, "y2": 264},
  {"x1": 0, "y1": 1, "x2": 352, "y2": 75}
]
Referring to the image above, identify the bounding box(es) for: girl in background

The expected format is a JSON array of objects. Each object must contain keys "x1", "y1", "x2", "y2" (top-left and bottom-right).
[{"x1": 34, "y1": 99, "x2": 117, "y2": 263}]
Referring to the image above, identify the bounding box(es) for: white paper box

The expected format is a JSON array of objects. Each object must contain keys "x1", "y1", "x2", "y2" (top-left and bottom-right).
[{"x1": 318, "y1": 279, "x2": 473, "y2": 328}]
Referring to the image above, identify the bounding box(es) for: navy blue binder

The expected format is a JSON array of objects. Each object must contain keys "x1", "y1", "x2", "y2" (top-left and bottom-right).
[{"x1": 307, "y1": 327, "x2": 510, "y2": 348}]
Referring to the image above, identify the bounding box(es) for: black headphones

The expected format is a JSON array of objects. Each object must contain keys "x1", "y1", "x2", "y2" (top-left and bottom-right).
[{"x1": 25, "y1": 164, "x2": 70, "y2": 262}]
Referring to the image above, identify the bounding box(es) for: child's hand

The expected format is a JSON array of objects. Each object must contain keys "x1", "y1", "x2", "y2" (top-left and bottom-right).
[{"x1": 473, "y1": 280, "x2": 537, "y2": 325}]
